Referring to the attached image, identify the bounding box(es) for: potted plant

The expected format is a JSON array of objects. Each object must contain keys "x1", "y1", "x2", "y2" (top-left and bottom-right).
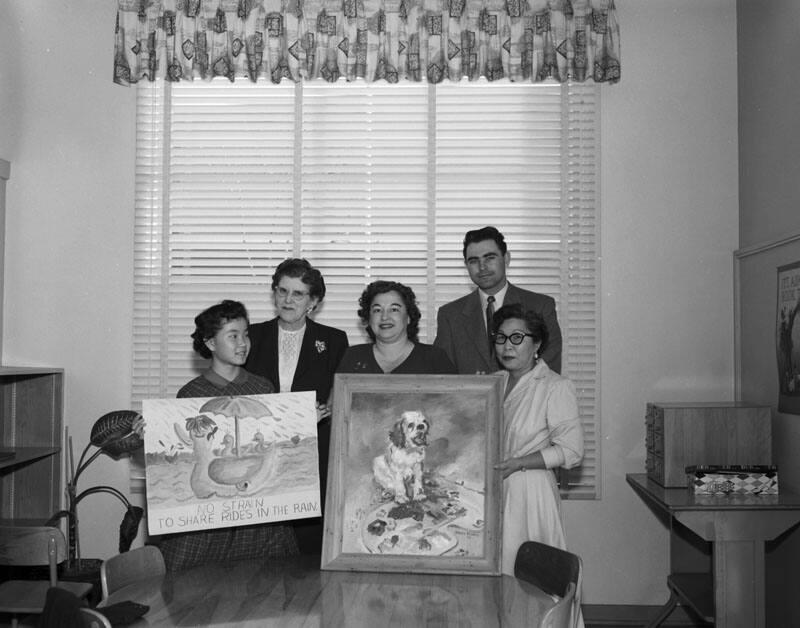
[{"x1": 47, "y1": 410, "x2": 145, "y2": 570}]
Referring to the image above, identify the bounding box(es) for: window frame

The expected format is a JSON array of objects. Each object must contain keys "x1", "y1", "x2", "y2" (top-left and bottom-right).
[{"x1": 131, "y1": 78, "x2": 601, "y2": 499}]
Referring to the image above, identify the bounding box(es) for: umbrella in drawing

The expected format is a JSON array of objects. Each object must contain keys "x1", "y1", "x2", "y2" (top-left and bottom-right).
[
  {"x1": 200, "y1": 395, "x2": 272, "y2": 457},
  {"x1": 173, "y1": 397, "x2": 278, "y2": 499}
]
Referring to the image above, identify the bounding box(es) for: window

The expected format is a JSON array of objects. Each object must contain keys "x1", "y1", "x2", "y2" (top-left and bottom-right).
[{"x1": 133, "y1": 79, "x2": 600, "y2": 498}]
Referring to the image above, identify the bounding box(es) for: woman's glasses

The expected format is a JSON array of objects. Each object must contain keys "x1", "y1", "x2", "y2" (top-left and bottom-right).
[
  {"x1": 274, "y1": 287, "x2": 309, "y2": 301},
  {"x1": 492, "y1": 332, "x2": 535, "y2": 345}
]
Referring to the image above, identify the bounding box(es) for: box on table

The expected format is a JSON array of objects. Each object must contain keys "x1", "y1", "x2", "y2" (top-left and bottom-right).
[
  {"x1": 687, "y1": 465, "x2": 778, "y2": 495},
  {"x1": 645, "y1": 402, "x2": 772, "y2": 487}
]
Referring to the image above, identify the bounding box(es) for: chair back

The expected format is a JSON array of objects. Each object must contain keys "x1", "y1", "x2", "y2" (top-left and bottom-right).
[
  {"x1": 80, "y1": 607, "x2": 113, "y2": 628},
  {"x1": 538, "y1": 582, "x2": 576, "y2": 628},
  {"x1": 0, "y1": 526, "x2": 67, "y2": 586},
  {"x1": 100, "y1": 545, "x2": 166, "y2": 601},
  {"x1": 514, "y1": 541, "x2": 582, "y2": 628}
]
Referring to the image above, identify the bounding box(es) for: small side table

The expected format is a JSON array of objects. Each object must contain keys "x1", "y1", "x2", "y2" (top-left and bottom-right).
[{"x1": 626, "y1": 473, "x2": 800, "y2": 628}]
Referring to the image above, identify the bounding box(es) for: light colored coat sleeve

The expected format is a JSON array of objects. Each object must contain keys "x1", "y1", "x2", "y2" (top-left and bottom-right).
[{"x1": 539, "y1": 377, "x2": 584, "y2": 470}]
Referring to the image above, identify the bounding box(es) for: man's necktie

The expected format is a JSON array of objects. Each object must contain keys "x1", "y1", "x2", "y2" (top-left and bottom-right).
[{"x1": 486, "y1": 295, "x2": 496, "y2": 355}]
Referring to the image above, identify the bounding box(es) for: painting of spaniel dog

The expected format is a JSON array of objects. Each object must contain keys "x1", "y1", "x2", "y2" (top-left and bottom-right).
[{"x1": 372, "y1": 410, "x2": 430, "y2": 504}]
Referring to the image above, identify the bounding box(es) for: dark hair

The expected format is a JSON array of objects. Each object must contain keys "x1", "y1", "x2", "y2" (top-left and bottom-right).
[
  {"x1": 191, "y1": 300, "x2": 249, "y2": 359},
  {"x1": 462, "y1": 226, "x2": 507, "y2": 259},
  {"x1": 491, "y1": 303, "x2": 548, "y2": 355},
  {"x1": 357, "y1": 280, "x2": 421, "y2": 342},
  {"x1": 271, "y1": 258, "x2": 326, "y2": 302}
]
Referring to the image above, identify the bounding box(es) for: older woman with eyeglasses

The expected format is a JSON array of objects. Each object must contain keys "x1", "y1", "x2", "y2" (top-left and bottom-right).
[
  {"x1": 246, "y1": 258, "x2": 348, "y2": 554},
  {"x1": 491, "y1": 303, "x2": 584, "y2": 586}
]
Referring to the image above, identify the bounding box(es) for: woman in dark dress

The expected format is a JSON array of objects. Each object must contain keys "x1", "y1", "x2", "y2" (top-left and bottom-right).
[
  {"x1": 246, "y1": 258, "x2": 348, "y2": 554},
  {"x1": 337, "y1": 281, "x2": 456, "y2": 375},
  {"x1": 161, "y1": 300, "x2": 298, "y2": 571}
]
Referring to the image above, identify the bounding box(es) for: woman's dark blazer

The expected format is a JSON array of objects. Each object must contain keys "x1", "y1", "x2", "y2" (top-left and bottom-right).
[
  {"x1": 245, "y1": 316, "x2": 348, "y2": 554},
  {"x1": 246, "y1": 317, "x2": 348, "y2": 404}
]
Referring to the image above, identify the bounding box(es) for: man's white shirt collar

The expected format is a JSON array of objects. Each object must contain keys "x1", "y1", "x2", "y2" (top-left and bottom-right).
[{"x1": 479, "y1": 282, "x2": 509, "y2": 311}]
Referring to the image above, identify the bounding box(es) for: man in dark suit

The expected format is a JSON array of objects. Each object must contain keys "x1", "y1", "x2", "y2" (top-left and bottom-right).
[{"x1": 434, "y1": 226, "x2": 562, "y2": 374}]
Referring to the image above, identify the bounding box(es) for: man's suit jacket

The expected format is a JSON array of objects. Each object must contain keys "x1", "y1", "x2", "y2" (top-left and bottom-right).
[
  {"x1": 433, "y1": 283, "x2": 562, "y2": 374},
  {"x1": 246, "y1": 317, "x2": 348, "y2": 403}
]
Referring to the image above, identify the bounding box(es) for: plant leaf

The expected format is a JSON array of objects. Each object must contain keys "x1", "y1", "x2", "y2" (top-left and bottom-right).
[
  {"x1": 119, "y1": 506, "x2": 144, "y2": 552},
  {"x1": 91, "y1": 410, "x2": 144, "y2": 458}
]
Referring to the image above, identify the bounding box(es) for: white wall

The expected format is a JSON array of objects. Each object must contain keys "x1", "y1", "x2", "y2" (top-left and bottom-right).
[
  {"x1": 738, "y1": 0, "x2": 800, "y2": 249},
  {"x1": 0, "y1": 0, "x2": 137, "y2": 557},
  {"x1": 737, "y1": 0, "x2": 800, "y2": 623},
  {"x1": 1, "y1": 0, "x2": 739, "y2": 605},
  {"x1": 565, "y1": 0, "x2": 739, "y2": 604}
]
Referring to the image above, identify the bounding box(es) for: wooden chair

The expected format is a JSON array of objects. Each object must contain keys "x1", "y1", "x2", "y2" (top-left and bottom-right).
[
  {"x1": 0, "y1": 526, "x2": 93, "y2": 627},
  {"x1": 514, "y1": 541, "x2": 583, "y2": 628},
  {"x1": 100, "y1": 544, "x2": 165, "y2": 602},
  {"x1": 38, "y1": 586, "x2": 111, "y2": 628}
]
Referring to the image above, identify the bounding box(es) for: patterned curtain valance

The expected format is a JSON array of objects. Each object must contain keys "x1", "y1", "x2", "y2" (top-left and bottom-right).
[{"x1": 114, "y1": 0, "x2": 620, "y2": 85}]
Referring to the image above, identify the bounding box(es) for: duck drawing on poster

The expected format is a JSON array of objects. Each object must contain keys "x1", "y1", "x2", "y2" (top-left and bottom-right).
[{"x1": 143, "y1": 391, "x2": 319, "y2": 536}]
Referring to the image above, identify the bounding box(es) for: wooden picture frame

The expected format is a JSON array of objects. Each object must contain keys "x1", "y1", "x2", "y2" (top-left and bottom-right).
[{"x1": 321, "y1": 373, "x2": 505, "y2": 575}]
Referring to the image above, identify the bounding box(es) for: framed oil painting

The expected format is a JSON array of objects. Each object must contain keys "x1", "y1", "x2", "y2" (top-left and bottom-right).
[
  {"x1": 321, "y1": 373, "x2": 505, "y2": 575},
  {"x1": 142, "y1": 391, "x2": 319, "y2": 536}
]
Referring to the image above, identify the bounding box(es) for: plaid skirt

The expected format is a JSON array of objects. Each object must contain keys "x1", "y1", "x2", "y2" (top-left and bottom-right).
[{"x1": 158, "y1": 522, "x2": 299, "y2": 571}]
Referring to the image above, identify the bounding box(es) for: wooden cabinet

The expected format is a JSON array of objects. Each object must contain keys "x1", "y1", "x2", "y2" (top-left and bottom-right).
[
  {"x1": 0, "y1": 366, "x2": 63, "y2": 522},
  {"x1": 645, "y1": 401, "x2": 772, "y2": 487}
]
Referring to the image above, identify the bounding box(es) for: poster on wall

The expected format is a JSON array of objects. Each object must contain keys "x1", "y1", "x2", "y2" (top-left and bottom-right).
[
  {"x1": 142, "y1": 392, "x2": 319, "y2": 536},
  {"x1": 777, "y1": 261, "x2": 800, "y2": 414}
]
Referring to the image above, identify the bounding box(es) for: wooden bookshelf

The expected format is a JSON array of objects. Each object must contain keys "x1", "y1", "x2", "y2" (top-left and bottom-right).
[{"x1": 0, "y1": 366, "x2": 63, "y2": 522}]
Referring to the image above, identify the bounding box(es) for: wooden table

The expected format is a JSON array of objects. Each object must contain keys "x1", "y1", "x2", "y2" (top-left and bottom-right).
[
  {"x1": 98, "y1": 554, "x2": 555, "y2": 627},
  {"x1": 627, "y1": 473, "x2": 800, "y2": 628}
]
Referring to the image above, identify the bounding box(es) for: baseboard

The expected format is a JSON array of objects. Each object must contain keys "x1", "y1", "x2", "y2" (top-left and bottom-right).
[{"x1": 583, "y1": 604, "x2": 708, "y2": 626}]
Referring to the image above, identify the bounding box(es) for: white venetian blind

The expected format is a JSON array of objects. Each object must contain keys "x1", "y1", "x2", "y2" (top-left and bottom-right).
[{"x1": 132, "y1": 78, "x2": 600, "y2": 498}]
